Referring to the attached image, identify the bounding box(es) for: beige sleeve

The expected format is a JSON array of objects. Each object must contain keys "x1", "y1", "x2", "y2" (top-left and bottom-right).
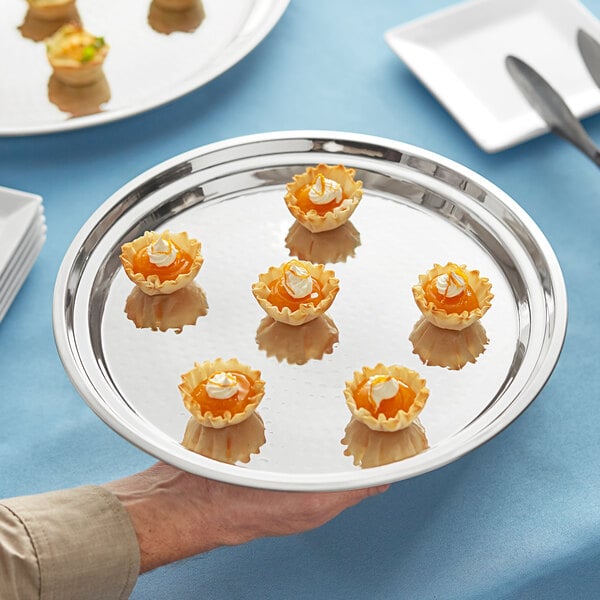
[{"x1": 0, "y1": 485, "x2": 140, "y2": 600}]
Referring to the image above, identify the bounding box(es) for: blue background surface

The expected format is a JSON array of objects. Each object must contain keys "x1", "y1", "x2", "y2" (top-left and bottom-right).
[{"x1": 1, "y1": 1, "x2": 599, "y2": 598}]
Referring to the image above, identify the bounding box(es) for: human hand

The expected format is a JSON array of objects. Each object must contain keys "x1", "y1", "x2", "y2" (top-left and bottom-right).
[{"x1": 104, "y1": 462, "x2": 388, "y2": 573}]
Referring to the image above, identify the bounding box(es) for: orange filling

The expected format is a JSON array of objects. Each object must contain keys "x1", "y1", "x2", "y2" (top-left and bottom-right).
[
  {"x1": 354, "y1": 376, "x2": 416, "y2": 420},
  {"x1": 267, "y1": 276, "x2": 324, "y2": 311},
  {"x1": 132, "y1": 243, "x2": 193, "y2": 282},
  {"x1": 423, "y1": 269, "x2": 479, "y2": 314},
  {"x1": 294, "y1": 174, "x2": 347, "y2": 216},
  {"x1": 190, "y1": 372, "x2": 252, "y2": 418}
]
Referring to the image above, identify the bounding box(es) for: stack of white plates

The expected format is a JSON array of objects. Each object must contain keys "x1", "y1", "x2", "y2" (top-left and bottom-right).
[{"x1": 0, "y1": 186, "x2": 46, "y2": 323}]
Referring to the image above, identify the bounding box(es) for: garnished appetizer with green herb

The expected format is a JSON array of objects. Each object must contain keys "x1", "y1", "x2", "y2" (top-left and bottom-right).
[{"x1": 46, "y1": 23, "x2": 109, "y2": 87}]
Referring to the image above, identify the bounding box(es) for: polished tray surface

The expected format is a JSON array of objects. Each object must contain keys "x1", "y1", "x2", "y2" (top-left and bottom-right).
[
  {"x1": 53, "y1": 132, "x2": 567, "y2": 491},
  {"x1": 1, "y1": 0, "x2": 288, "y2": 136}
]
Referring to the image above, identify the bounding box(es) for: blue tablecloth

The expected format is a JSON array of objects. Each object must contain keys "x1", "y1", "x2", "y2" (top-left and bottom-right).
[{"x1": 1, "y1": 1, "x2": 599, "y2": 598}]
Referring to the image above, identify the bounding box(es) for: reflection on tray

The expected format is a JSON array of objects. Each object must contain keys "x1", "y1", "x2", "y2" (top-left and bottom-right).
[
  {"x1": 124, "y1": 283, "x2": 208, "y2": 333},
  {"x1": 409, "y1": 316, "x2": 488, "y2": 370},
  {"x1": 19, "y1": 7, "x2": 81, "y2": 41},
  {"x1": 285, "y1": 220, "x2": 361, "y2": 264},
  {"x1": 341, "y1": 418, "x2": 428, "y2": 468},
  {"x1": 48, "y1": 73, "x2": 111, "y2": 118},
  {"x1": 181, "y1": 413, "x2": 266, "y2": 465},
  {"x1": 148, "y1": 0, "x2": 205, "y2": 35},
  {"x1": 256, "y1": 314, "x2": 339, "y2": 365}
]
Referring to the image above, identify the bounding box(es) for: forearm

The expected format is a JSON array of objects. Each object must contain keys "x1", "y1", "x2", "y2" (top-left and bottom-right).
[
  {"x1": 103, "y1": 464, "x2": 224, "y2": 572},
  {"x1": 103, "y1": 462, "x2": 388, "y2": 574}
]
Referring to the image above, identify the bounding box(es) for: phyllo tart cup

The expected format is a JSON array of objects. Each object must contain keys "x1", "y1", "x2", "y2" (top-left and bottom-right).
[
  {"x1": 179, "y1": 358, "x2": 265, "y2": 429},
  {"x1": 251, "y1": 259, "x2": 340, "y2": 326},
  {"x1": 412, "y1": 262, "x2": 493, "y2": 331},
  {"x1": 46, "y1": 23, "x2": 109, "y2": 87},
  {"x1": 120, "y1": 230, "x2": 203, "y2": 296},
  {"x1": 284, "y1": 164, "x2": 363, "y2": 233},
  {"x1": 344, "y1": 364, "x2": 429, "y2": 432}
]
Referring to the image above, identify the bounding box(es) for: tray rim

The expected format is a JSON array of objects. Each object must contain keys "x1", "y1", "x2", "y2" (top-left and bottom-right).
[{"x1": 52, "y1": 130, "x2": 568, "y2": 490}]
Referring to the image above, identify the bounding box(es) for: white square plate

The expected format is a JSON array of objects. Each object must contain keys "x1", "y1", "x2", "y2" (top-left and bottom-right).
[
  {"x1": 0, "y1": 211, "x2": 42, "y2": 293},
  {"x1": 385, "y1": 0, "x2": 600, "y2": 152},
  {"x1": 0, "y1": 187, "x2": 45, "y2": 323},
  {"x1": 0, "y1": 186, "x2": 43, "y2": 276},
  {"x1": 0, "y1": 223, "x2": 46, "y2": 323}
]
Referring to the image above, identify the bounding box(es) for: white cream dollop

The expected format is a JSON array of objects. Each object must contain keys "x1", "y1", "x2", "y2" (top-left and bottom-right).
[
  {"x1": 368, "y1": 375, "x2": 399, "y2": 409},
  {"x1": 435, "y1": 271, "x2": 466, "y2": 298},
  {"x1": 147, "y1": 236, "x2": 177, "y2": 267},
  {"x1": 283, "y1": 261, "x2": 313, "y2": 299},
  {"x1": 205, "y1": 371, "x2": 238, "y2": 400},
  {"x1": 308, "y1": 174, "x2": 343, "y2": 205}
]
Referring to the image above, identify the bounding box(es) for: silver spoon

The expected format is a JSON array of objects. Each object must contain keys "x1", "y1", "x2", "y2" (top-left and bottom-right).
[
  {"x1": 505, "y1": 54, "x2": 600, "y2": 167},
  {"x1": 577, "y1": 29, "x2": 600, "y2": 90}
]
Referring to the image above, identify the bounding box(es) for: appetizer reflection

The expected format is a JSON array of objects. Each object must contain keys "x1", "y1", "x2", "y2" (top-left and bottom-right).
[
  {"x1": 409, "y1": 316, "x2": 488, "y2": 370},
  {"x1": 148, "y1": 0, "x2": 205, "y2": 35},
  {"x1": 285, "y1": 220, "x2": 361, "y2": 264},
  {"x1": 47, "y1": 73, "x2": 111, "y2": 118},
  {"x1": 19, "y1": 6, "x2": 81, "y2": 41},
  {"x1": 342, "y1": 418, "x2": 428, "y2": 468},
  {"x1": 256, "y1": 314, "x2": 339, "y2": 365},
  {"x1": 181, "y1": 413, "x2": 265, "y2": 465},
  {"x1": 124, "y1": 282, "x2": 208, "y2": 333},
  {"x1": 24, "y1": 0, "x2": 77, "y2": 20}
]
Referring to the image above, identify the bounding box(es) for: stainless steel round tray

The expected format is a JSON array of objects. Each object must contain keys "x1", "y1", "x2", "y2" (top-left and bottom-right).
[{"x1": 52, "y1": 131, "x2": 568, "y2": 491}]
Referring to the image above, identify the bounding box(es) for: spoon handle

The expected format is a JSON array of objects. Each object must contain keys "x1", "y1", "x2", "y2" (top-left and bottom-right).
[{"x1": 552, "y1": 122, "x2": 600, "y2": 166}]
